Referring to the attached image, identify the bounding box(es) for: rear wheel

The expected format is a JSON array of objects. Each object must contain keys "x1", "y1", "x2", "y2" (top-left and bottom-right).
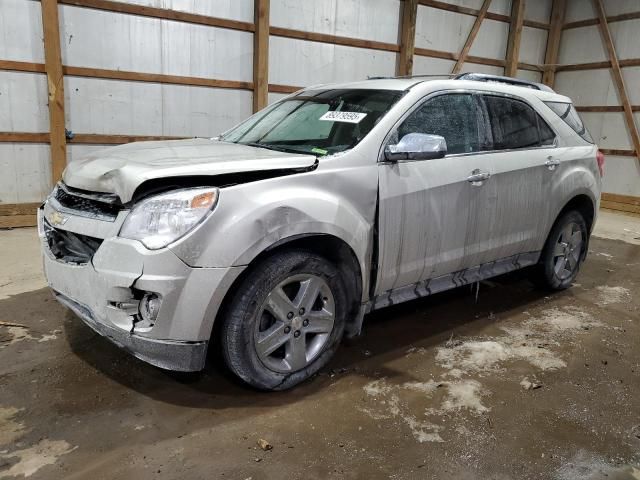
[
  {"x1": 534, "y1": 210, "x2": 588, "y2": 290},
  {"x1": 220, "y1": 250, "x2": 347, "y2": 390}
]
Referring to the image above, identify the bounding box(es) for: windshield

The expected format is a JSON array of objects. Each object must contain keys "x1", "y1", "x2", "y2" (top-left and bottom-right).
[{"x1": 220, "y1": 89, "x2": 404, "y2": 156}]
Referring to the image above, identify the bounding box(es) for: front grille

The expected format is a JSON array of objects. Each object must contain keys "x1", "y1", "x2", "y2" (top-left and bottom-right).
[
  {"x1": 54, "y1": 184, "x2": 122, "y2": 221},
  {"x1": 44, "y1": 218, "x2": 103, "y2": 264}
]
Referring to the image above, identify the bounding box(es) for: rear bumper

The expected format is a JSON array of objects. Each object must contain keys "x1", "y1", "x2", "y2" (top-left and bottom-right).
[{"x1": 55, "y1": 291, "x2": 207, "y2": 371}]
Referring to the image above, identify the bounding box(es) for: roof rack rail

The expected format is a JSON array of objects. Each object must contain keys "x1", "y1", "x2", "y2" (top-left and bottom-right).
[
  {"x1": 453, "y1": 73, "x2": 555, "y2": 93},
  {"x1": 367, "y1": 74, "x2": 457, "y2": 80}
]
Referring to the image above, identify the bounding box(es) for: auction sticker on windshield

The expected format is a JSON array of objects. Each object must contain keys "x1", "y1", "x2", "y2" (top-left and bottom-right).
[{"x1": 319, "y1": 111, "x2": 367, "y2": 123}]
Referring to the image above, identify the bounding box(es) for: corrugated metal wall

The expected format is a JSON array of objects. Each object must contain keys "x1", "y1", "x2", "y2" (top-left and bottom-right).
[{"x1": 555, "y1": 0, "x2": 640, "y2": 197}]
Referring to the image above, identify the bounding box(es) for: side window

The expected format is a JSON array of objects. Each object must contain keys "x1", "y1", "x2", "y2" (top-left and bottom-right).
[
  {"x1": 397, "y1": 94, "x2": 482, "y2": 155},
  {"x1": 483, "y1": 96, "x2": 555, "y2": 150}
]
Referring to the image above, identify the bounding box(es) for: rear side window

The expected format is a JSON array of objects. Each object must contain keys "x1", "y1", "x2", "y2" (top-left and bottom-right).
[
  {"x1": 398, "y1": 93, "x2": 482, "y2": 155},
  {"x1": 483, "y1": 95, "x2": 556, "y2": 150},
  {"x1": 544, "y1": 101, "x2": 594, "y2": 143}
]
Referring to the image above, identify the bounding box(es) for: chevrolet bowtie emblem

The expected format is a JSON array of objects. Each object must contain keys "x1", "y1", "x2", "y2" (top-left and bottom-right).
[{"x1": 49, "y1": 210, "x2": 68, "y2": 226}]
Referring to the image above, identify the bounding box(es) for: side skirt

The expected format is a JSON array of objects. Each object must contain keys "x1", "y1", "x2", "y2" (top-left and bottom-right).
[{"x1": 367, "y1": 251, "x2": 540, "y2": 313}]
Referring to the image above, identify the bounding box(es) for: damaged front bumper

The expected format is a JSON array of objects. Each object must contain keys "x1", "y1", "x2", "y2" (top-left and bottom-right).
[{"x1": 38, "y1": 201, "x2": 244, "y2": 372}]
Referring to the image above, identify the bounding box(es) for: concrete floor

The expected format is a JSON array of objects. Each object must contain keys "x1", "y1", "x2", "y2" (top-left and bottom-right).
[{"x1": 0, "y1": 210, "x2": 638, "y2": 479}]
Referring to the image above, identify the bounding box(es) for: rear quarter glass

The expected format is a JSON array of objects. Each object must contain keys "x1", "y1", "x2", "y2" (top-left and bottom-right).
[{"x1": 544, "y1": 101, "x2": 594, "y2": 143}]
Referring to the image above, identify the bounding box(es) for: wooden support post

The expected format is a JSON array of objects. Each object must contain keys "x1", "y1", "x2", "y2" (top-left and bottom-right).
[
  {"x1": 452, "y1": 0, "x2": 491, "y2": 74},
  {"x1": 504, "y1": 0, "x2": 525, "y2": 77},
  {"x1": 253, "y1": 0, "x2": 269, "y2": 113},
  {"x1": 397, "y1": 0, "x2": 418, "y2": 76},
  {"x1": 593, "y1": 0, "x2": 640, "y2": 164},
  {"x1": 41, "y1": 0, "x2": 67, "y2": 184},
  {"x1": 542, "y1": 0, "x2": 566, "y2": 87}
]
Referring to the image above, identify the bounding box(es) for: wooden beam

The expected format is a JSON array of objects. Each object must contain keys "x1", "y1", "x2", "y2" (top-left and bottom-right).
[
  {"x1": 58, "y1": 0, "x2": 255, "y2": 32},
  {"x1": 398, "y1": 0, "x2": 418, "y2": 76},
  {"x1": 269, "y1": 27, "x2": 399, "y2": 53},
  {"x1": 593, "y1": 0, "x2": 640, "y2": 163},
  {"x1": 576, "y1": 106, "x2": 640, "y2": 113},
  {"x1": 0, "y1": 215, "x2": 37, "y2": 229},
  {"x1": 0, "y1": 60, "x2": 46, "y2": 74},
  {"x1": 64, "y1": 66, "x2": 253, "y2": 90},
  {"x1": 564, "y1": 11, "x2": 640, "y2": 30},
  {"x1": 542, "y1": 0, "x2": 566, "y2": 86},
  {"x1": 253, "y1": 0, "x2": 269, "y2": 112},
  {"x1": 504, "y1": 0, "x2": 525, "y2": 77},
  {"x1": 41, "y1": 0, "x2": 67, "y2": 185},
  {"x1": 69, "y1": 134, "x2": 184, "y2": 145},
  {"x1": 0, "y1": 203, "x2": 41, "y2": 216},
  {"x1": 0, "y1": 132, "x2": 50, "y2": 143},
  {"x1": 414, "y1": 47, "x2": 506, "y2": 68},
  {"x1": 555, "y1": 58, "x2": 640, "y2": 72},
  {"x1": 599, "y1": 148, "x2": 636, "y2": 157},
  {"x1": 267, "y1": 84, "x2": 300, "y2": 94},
  {"x1": 452, "y1": 0, "x2": 491, "y2": 74}
]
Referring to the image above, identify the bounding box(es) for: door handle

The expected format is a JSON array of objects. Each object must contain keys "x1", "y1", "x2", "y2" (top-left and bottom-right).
[
  {"x1": 467, "y1": 169, "x2": 491, "y2": 186},
  {"x1": 545, "y1": 157, "x2": 560, "y2": 170}
]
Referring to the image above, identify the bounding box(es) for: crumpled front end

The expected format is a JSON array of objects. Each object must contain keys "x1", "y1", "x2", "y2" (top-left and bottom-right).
[{"x1": 38, "y1": 184, "x2": 244, "y2": 371}]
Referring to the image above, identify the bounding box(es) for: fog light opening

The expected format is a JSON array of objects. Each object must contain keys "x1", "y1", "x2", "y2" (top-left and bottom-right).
[{"x1": 137, "y1": 292, "x2": 161, "y2": 328}]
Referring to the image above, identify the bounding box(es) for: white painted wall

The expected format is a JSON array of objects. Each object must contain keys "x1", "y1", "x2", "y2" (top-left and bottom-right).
[{"x1": 555, "y1": 0, "x2": 640, "y2": 197}]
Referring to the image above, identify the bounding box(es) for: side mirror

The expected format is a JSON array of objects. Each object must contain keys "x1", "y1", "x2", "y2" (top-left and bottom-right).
[{"x1": 384, "y1": 133, "x2": 447, "y2": 162}]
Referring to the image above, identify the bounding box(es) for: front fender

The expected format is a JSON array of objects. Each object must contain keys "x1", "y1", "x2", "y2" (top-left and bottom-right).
[{"x1": 169, "y1": 165, "x2": 378, "y2": 299}]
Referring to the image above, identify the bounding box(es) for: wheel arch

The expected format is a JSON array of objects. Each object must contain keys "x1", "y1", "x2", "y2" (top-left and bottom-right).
[{"x1": 210, "y1": 233, "x2": 365, "y2": 348}]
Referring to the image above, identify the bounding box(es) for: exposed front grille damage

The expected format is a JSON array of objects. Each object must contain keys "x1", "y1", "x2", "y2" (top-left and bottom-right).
[
  {"x1": 44, "y1": 218, "x2": 103, "y2": 264},
  {"x1": 54, "y1": 183, "x2": 122, "y2": 221}
]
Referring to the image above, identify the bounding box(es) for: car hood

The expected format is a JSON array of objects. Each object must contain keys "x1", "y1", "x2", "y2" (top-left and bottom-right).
[{"x1": 62, "y1": 138, "x2": 317, "y2": 202}]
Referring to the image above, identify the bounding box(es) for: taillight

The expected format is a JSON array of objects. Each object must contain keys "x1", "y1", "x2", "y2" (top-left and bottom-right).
[{"x1": 596, "y1": 150, "x2": 605, "y2": 176}]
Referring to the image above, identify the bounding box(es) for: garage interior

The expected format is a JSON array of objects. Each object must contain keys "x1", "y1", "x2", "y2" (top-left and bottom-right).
[{"x1": 1, "y1": 0, "x2": 639, "y2": 478}]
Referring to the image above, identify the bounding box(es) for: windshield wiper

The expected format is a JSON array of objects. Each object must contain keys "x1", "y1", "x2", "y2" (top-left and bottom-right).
[{"x1": 241, "y1": 142, "x2": 306, "y2": 155}]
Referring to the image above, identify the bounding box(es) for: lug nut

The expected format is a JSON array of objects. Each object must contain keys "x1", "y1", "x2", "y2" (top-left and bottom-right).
[
  {"x1": 287, "y1": 312, "x2": 294, "y2": 319},
  {"x1": 284, "y1": 326, "x2": 291, "y2": 334},
  {"x1": 299, "y1": 308, "x2": 305, "y2": 315},
  {"x1": 303, "y1": 319, "x2": 309, "y2": 327},
  {"x1": 294, "y1": 330, "x2": 301, "y2": 338}
]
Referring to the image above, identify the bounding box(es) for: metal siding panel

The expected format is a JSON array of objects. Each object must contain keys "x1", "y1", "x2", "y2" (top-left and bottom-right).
[
  {"x1": 601, "y1": 155, "x2": 640, "y2": 197},
  {"x1": 416, "y1": 6, "x2": 475, "y2": 53},
  {"x1": 622, "y1": 67, "x2": 640, "y2": 105},
  {"x1": 554, "y1": 70, "x2": 617, "y2": 106},
  {"x1": 610, "y1": 20, "x2": 640, "y2": 61},
  {"x1": 581, "y1": 112, "x2": 632, "y2": 150},
  {"x1": 270, "y1": 0, "x2": 402, "y2": 45},
  {"x1": 0, "y1": 0, "x2": 45, "y2": 63},
  {"x1": 524, "y1": 0, "x2": 551, "y2": 23},
  {"x1": 519, "y1": 26, "x2": 548, "y2": 65},
  {"x1": 67, "y1": 145, "x2": 109, "y2": 164},
  {"x1": 558, "y1": 26, "x2": 608, "y2": 64},
  {"x1": 0, "y1": 71, "x2": 50, "y2": 132},
  {"x1": 0, "y1": 144, "x2": 51, "y2": 204},
  {"x1": 59, "y1": 5, "x2": 253, "y2": 81},
  {"x1": 412, "y1": 55, "x2": 456, "y2": 75},
  {"x1": 468, "y1": 18, "x2": 509, "y2": 60},
  {"x1": 459, "y1": 62, "x2": 503, "y2": 76},
  {"x1": 268, "y1": 36, "x2": 396, "y2": 86},
  {"x1": 104, "y1": 0, "x2": 254, "y2": 23},
  {"x1": 65, "y1": 77, "x2": 251, "y2": 136},
  {"x1": 603, "y1": 0, "x2": 640, "y2": 17},
  {"x1": 267, "y1": 92, "x2": 288, "y2": 105},
  {"x1": 565, "y1": 0, "x2": 595, "y2": 23},
  {"x1": 516, "y1": 69, "x2": 542, "y2": 83}
]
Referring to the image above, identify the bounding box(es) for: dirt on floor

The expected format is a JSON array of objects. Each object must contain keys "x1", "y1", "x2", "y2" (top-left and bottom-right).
[{"x1": 0, "y1": 223, "x2": 639, "y2": 479}]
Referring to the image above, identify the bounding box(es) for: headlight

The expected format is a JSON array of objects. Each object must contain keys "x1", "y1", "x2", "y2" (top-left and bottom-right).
[{"x1": 119, "y1": 187, "x2": 219, "y2": 249}]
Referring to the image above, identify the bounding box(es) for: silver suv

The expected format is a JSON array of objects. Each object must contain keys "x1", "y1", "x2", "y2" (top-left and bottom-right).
[{"x1": 38, "y1": 73, "x2": 603, "y2": 390}]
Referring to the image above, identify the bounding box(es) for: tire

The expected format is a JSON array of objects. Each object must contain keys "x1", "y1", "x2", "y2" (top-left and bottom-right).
[
  {"x1": 534, "y1": 210, "x2": 588, "y2": 291},
  {"x1": 220, "y1": 249, "x2": 348, "y2": 391}
]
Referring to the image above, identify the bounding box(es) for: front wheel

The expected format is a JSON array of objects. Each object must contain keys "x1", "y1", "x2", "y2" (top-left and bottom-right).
[
  {"x1": 220, "y1": 250, "x2": 347, "y2": 390},
  {"x1": 534, "y1": 210, "x2": 588, "y2": 290}
]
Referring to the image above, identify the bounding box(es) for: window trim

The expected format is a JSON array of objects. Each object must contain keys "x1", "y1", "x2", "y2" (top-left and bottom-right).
[{"x1": 378, "y1": 89, "x2": 558, "y2": 163}]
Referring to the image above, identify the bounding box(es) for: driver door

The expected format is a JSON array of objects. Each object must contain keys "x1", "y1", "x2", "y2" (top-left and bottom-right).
[{"x1": 375, "y1": 92, "x2": 490, "y2": 296}]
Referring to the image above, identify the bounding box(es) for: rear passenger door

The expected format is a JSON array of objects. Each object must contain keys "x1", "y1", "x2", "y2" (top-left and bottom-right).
[{"x1": 470, "y1": 94, "x2": 557, "y2": 264}]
